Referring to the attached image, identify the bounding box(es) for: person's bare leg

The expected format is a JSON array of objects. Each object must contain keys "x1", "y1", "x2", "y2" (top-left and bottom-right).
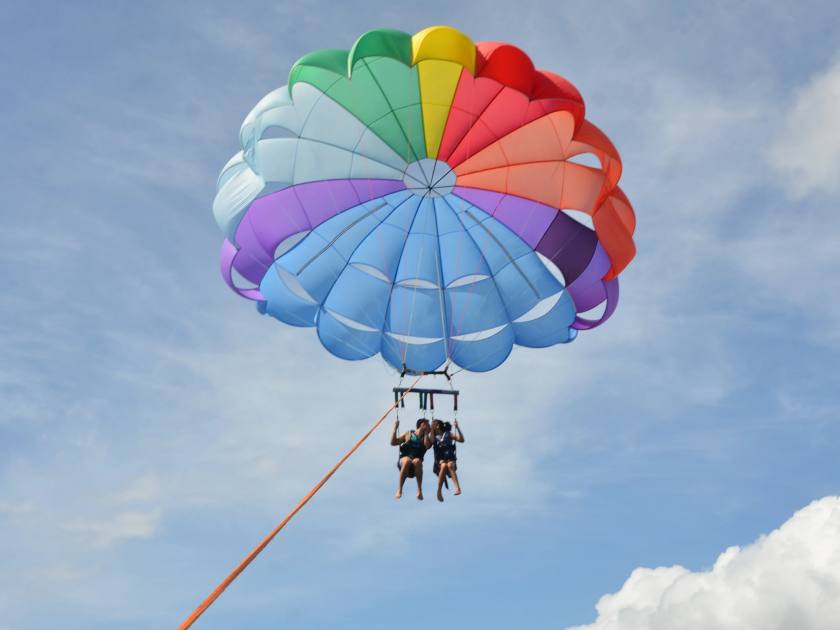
[
  {"x1": 396, "y1": 458, "x2": 411, "y2": 499},
  {"x1": 448, "y1": 462, "x2": 462, "y2": 495},
  {"x1": 413, "y1": 458, "x2": 424, "y2": 500},
  {"x1": 437, "y1": 464, "x2": 447, "y2": 502}
]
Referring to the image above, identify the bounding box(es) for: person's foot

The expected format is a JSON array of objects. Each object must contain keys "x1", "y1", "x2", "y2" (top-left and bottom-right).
[
  {"x1": 453, "y1": 487, "x2": 462, "y2": 496},
  {"x1": 395, "y1": 489, "x2": 402, "y2": 499},
  {"x1": 437, "y1": 490, "x2": 444, "y2": 502},
  {"x1": 417, "y1": 490, "x2": 424, "y2": 500}
]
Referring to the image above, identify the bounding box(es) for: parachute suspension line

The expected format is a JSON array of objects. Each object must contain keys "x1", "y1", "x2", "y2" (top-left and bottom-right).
[
  {"x1": 178, "y1": 374, "x2": 426, "y2": 630},
  {"x1": 443, "y1": 361, "x2": 458, "y2": 421},
  {"x1": 394, "y1": 373, "x2": 406, "y2": 423},
  {"x1": 401, "y1": 192, "x2": 430, "y2": 369},
  {"x1": 431, "y1": 200, "x2": 450, "y2": 362},
  {"x1": 438, "y1": 198, "x2": 473, "y2": 347}
]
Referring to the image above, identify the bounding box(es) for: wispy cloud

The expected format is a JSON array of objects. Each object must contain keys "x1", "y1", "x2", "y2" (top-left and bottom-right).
[
  {"x1": 770, "y1": 55, "x2": 840, "y2": 197},
  {"x1": 64, "y1": 510, "x2": 161, "y2": 548}
]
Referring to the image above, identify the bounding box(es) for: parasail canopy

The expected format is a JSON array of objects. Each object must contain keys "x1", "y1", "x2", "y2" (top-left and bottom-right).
[{"x1": 213, "y1": 26, "x2": 636, "y2": 374}]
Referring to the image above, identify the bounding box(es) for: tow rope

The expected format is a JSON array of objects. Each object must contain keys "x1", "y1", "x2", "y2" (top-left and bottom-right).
[{"x1": 178, "y1": 374, "x2": 424, "y2": 629}]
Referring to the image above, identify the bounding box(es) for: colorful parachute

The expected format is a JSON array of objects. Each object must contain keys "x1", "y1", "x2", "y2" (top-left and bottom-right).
[{"x1": 213, "y1": 26, "x2": 636, "y2": 374}]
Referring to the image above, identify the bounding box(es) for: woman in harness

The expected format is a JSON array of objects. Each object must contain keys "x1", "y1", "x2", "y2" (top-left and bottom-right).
[
  {"x1": 431, "y1": 419, "x2": 465, "y2": 502},
  {"x1": 390, "y1": 418, "x2": 432, "y2": 500}
]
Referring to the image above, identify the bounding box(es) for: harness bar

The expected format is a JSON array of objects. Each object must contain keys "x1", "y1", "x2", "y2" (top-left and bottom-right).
[{"x1": 393, "y1": 387, "x2": 460, "y2": 411}]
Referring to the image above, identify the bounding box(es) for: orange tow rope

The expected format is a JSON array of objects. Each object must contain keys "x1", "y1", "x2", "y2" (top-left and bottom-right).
[{"x1": 178, "y1": 375, "x2": 424, "y2": 629}]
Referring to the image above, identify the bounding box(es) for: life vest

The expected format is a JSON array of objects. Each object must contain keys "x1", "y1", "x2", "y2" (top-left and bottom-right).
[
  {"x1": 433, "y1": 431, "x2": 457, "y2": 462},
  {"x1": 399, "y1": 431, "x2": 426, "y2": 460}
]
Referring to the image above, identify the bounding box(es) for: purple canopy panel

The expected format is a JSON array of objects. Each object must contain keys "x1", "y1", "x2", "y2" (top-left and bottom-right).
[
  {"x1": 295, "y1": 179, "x2": 402, "y2": 226},
  {"x1": 535, "y1": 212, "x2": 599, "y2": 286},
  {"x1": 562, "y1": 244, "x2": 619, "y2": 330},
  {"x1": 220, "y1": 239, "x2": 265, "y2": 300},
  {"x1": 221, "y1": 179, "x2": 404, "y2": 299},
  {"x1": 349, "y1": 179, "x2": 403, "y2": 204},
  {"x1": 232, "y1": 189, "x2": 309, "y2": 285},
  {"x1": 453, "y1": 187, "x2": 556, "y2": 248},
  {"x1": 573, "y1": 278, "x2": 619, "y2": 330},
  {"x1": 565, "y1": 243, "x2": 611, "y2": 310}
]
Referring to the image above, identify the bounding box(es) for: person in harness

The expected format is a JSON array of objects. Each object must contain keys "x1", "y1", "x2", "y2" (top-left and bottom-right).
[
  {"x1": 390, "y1": 418, "x2": 433, "y2": 500},
  {"x1": 431, "y1": 419, "x2": 464, "y2": 502}
]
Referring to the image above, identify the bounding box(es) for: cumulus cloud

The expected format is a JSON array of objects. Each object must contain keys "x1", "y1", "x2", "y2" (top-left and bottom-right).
[
  {"x1": 770, "y1": 55, "x2": 840, "y2": 197},
  {"x1": 569, "y1": 496, "x2": 840, "y2": 630}
]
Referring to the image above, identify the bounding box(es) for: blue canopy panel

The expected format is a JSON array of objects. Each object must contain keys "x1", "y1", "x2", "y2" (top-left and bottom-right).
[
  {"x1": 259, "y1": 264, "x2": 319, "y2": 327},
  {"x1": 317, "y1": 308, "x2": 381, "y2": 361},
  {"x1": 349, "y1": 196, "x2": 420, "y2": 281},
  {"x1": 260, "y1": 190, "x2": 411, "y2": 326},
  {"x1": 443, "y1": 278, "x2": 508, "y2": 337},
  {"x1": 258, "y1": 187, "x2": 577, "y2": 373},
  {"x1": 512, "y1": 293, "x2": 578, "y2": 347},
  {"x1": 448, "y1": 325, "x2": 516, "y2": 372},
  {"x1": 324, "y1": 264, "x2": 391, "y2": 329},
  {"x1": 394, "y1": 198, "x2": 441, "y2": 286},
  {"x1": 387, "y1": 286, "x2": 445, "y2": 339},
  {"x1": 434, "y1": 194, "x2": 576, "y2": 366},
  {"x1": 381, "y1": 333, "x2": 447, "y2": 373},
  {"x1": 435, "y1": 198, "x2": 492, "y2": 286}
]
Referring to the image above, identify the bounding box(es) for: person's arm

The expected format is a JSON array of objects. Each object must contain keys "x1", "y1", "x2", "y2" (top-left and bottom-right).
[
  {"x1": 453, "y1": 420, "x2": 464, "y2": 443},
  {"x1": 422, "y1": 424, "x2": 433, "y2": 448},
  {"x1": 390, "y1": 420, "x2": 402, "y2": 446}
]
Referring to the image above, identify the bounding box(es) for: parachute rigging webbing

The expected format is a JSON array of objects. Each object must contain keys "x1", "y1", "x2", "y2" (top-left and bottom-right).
[{"x1": 178, "y1": 374, "x2": 425, "y2": 629}]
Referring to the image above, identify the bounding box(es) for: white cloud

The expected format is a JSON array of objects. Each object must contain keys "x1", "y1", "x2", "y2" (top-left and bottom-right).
[
  {"x1": 0, "y1": 501, "x2": 35, "y2": 516},
  {"x1": 64, "y1": 510, "x2": 161, "y2": 548},
  {"x1": 114, "y1": 474, "x2": 160, "y2": 504},
  {"x1": 770, "y1": 55, "x2": 840, "y2": 197},
  {"x1": 569, "y1": 496, "x2": 840, "y2": 630},
  {"x1": 728, "y1": 202, "x2": 840, "y2": 343}
]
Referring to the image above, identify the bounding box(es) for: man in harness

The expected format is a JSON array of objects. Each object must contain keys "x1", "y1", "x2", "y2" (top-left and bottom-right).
[{"x1": 390, "y1": 418, "x2": 432, "y2": 500}]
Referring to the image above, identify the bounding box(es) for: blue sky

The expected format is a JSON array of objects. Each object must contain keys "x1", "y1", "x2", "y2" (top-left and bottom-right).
[{"x1": 2, "y1": 2, "x2": 840, "y2": 629}]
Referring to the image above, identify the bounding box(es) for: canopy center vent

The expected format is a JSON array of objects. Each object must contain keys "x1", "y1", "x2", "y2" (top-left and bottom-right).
[{"x1": 402, "y1": 159, "x2": 456, "y2": 197}]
